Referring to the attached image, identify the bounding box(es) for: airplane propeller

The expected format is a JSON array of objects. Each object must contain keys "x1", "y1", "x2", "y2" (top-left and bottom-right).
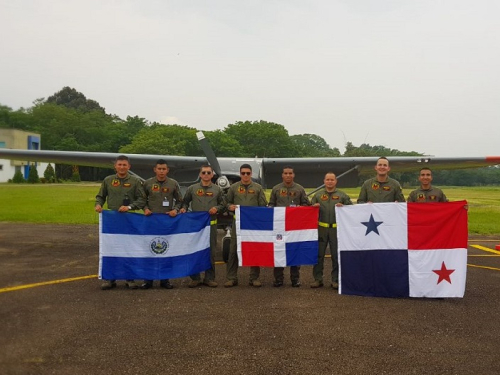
[{"x1": 196, "y1": 131, "x2": 230, "y2": 189}]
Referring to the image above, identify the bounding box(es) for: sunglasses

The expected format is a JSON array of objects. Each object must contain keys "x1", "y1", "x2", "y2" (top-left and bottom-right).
[
  {"x1": 240, "y1": 172, "x2": 251, "y2": 176},
  {"x1": 201, "y1": 171, "x2": 212, "y2": 175}
]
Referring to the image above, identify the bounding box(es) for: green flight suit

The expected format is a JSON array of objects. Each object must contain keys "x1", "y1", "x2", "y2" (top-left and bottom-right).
[
  {"x1": 269, "y1": 182, "x2": 310, "y2": 284},
  {"x1": 311, "y1": 188, "x2": 353, "y2": 284},
  {"x1": 95, "y1": 173, "x2": 146, "y2": 284},
  {"x1": 143, "y1": 177, "x2": 183, "y2": 213},
  {"x1": 357, "y1": 177, "x2": 405, "y2": 203},
  {"x1": 182, "y1": 182, "x2": 226, "y2": 282},
  {"x1": 407, "y1": 186, "x2": 448, "y2": 203},
  {"x1": 95, "y1": 173, "x2": 146, "y2": 211},
  {"x1": 225, "y1": 181, "x2": 268, "y2": 283},
  {"x1": 142, "y1": 176, "x2": 183, "y2": 285}
]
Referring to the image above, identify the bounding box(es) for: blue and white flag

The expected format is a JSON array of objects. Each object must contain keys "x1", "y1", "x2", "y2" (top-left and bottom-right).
[{"x1": 99, "y1": 211, "x2": 211, "y2": 280}]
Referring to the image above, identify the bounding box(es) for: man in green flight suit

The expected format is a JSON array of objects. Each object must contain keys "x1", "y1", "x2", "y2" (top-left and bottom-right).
[
  {"x1": 181, "y1": 165, "x2": 226, "y2": 288},
  {"x1": 310, "y1": 172, "x2": 353, "y2": 290},
  {"x1": 95, "y1": 155, "x2": 146, "y2": 290},
  {"x1": 141, "y1": 159, "x2": 184, "y2": 290},
  {"x1": 357, "y1": 157, "x2": 405, "y2": 203},
  {"x1": 268, "y1": 165, "x2": 310, "y2": 287},
  {"x1": 224, "y1": 164, "x2": 268, "y2": 288},
  {"x1": 407, "y1": 168, "x2": 448, "y2": 203}
]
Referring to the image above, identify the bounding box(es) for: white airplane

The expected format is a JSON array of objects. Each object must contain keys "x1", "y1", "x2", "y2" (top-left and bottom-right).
[{"x1": 1, "y1": 131, "x2": 499, "y2": 189}]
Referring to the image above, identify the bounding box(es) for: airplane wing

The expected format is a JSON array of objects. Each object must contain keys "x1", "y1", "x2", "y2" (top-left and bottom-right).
[
  {"x1": 0, "y1": 149, "x2": 209, "y2": 184},
  {"x1": 261, "y1": 156, "x2": 500, "y2": 187},
  {"x1": 0, "y1": 148, "x2": 499, "y2": 188}
]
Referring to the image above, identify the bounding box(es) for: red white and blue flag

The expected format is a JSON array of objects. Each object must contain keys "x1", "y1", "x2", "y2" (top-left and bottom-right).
[
  {"x1": 336, "y1": 201, "x2": 468, "y2": 298},
  {"x1": 236, "y1": 206, "x2": 319, "y2": 267},
  {"x1": 99, "y1": 211, "x2": 211, "y2": 280}
]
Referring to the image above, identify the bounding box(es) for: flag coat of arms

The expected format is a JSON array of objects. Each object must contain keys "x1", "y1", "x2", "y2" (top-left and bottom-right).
[
  {"x1": 336, "y1": 201, "x2": 468, "y2": 298},
  {"x1": 236, "y1": 206, "x2": 319, "y2": 267},
  {"x1": 99, "y1": 211, "x2": 211, "y2": 280}
]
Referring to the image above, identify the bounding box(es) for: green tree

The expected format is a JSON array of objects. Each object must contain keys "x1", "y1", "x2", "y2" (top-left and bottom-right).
[
  {"x1": 46, "y1": 87, "x2": 105, "y2": 113},
  {"x1": 120, "y1": 124, "x2": 200, "y2": 155},
  {"x1": 223, "y1": 120, "x2": 297, "y2": 157},
  {"x1": 290, "y1": 134, "x2": 340, "y2": 157},
  {"x1": 27, "y1": 165, "x2": 40, "y2": 183},
  {"x1": 12, "y1": 170, "x2": 25, "y2": 183},
  {"x1": 203, "y1": 130, "x2": 244, "y2": 157},
  {"x1": 343, "y1": 142, "x2": 422, "y2": 157},
  {"x1": 0, "y1": 104, "x2": 12, "y2": 128},
  {"x1": 43, "y1": 163, "x2": 56, "y2": 183},
  {"x1": 70, "y1": 165, "x2": 81, "y2": 182}
]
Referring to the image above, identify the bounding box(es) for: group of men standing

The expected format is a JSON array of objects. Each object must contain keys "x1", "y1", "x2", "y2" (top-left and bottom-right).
[{"x1": 95, "y1": 156, "x2": 447, "y2": 291}]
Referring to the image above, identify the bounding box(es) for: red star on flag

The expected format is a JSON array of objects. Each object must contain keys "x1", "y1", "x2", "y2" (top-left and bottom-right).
[{"x1": 433, "y1": 261, "x2": 455, "y2": 284}]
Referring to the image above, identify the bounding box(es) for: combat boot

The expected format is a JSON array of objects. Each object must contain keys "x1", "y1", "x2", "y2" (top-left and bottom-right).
[
  {"x1": 100, "y1": 280, "x2": 116, "y2": 290},
  {"x1": 203, "y1": 280, "x2": 218, "y2": 288},
  {"x1": 188, "y1": 280, "x2": 202, "y2": 288},
  {"x1": 126, "y1": 280, "x2": 138, "y2": 289},
  {"x1": 310, "y1": 281, "x2": 324, "y2": 288},
  {"x1": 224, "y1": 280, "x2": 238, "y2": 288},
  {"x1": 249, "y1": 279, "x2": 262, "y2": 287}
]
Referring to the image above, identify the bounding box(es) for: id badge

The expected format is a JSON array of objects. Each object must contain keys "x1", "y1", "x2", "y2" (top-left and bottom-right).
[{"x1": 162, "y1": 200, "x2": 170, "y2": 207}]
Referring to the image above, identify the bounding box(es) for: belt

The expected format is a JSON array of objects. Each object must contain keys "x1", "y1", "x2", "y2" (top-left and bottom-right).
[
  {"x1": 318, "y1": 222, "x2": 337, "y2": 228},
  {"x1": 210, "y1": 219, "x2": 218, "y2": 225}
]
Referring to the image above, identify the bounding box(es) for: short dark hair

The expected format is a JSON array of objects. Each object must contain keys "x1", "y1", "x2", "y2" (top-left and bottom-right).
[
  {"x1": 240, "y1": 164, "x2": 252, "y2": 172},
  {"x1": 115, "y1": 155, "x2": 129, "y2": 163},
  {"x1": 419, "y1": 167, "x2": 432, "y2": 173},
  {"x1": 200, "y1": 164, "x2": 213, "y2": 172},
  {"x1": 282, "y1": 165, "x2": 294, "y2": 172},
  {"x1": 155, "y1": 159, "x2": 168, "y2": 166}
]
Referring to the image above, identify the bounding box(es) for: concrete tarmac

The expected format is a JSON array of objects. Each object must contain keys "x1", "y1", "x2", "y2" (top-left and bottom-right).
[{"x1": 1, "y1": 223, "x2": 499, "y2": 375}]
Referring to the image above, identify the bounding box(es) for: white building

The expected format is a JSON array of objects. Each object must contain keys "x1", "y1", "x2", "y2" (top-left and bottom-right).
[{"x1": 0, "y1": 129, "x2": 48, "y2": 182}]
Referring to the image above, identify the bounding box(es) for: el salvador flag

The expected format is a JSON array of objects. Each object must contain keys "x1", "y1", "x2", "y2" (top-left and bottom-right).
[
  {"x1": 336, "y1": 201, "x2": 468, "y2": 298},
  {"x1": 236, "y1": 206, "x2": 319, "y2": 267},
  {"x1": 99, "y1": 211, "x2": 211, "y2": 280}
]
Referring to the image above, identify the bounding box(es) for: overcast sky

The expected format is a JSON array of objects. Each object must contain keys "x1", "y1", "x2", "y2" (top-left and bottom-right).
[{"x1": 1, "y1": 0, "x2": 499, "y2": 157}]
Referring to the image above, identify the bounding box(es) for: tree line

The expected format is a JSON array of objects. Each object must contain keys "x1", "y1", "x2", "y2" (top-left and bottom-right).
[{"x1": 1, "y1": 87, "x2": 498, "y2": 186}]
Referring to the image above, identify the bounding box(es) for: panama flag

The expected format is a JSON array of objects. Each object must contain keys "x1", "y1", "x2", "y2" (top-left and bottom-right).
[
  {"x1": 99, "y1": 211, "x2": 211, "y2": 280},
  {"x1": 336, "y1": 201, "x2": 468, "y2": 298},
  {"x1": 236, "y1": 206, "x2": 319, "y2": 267}
]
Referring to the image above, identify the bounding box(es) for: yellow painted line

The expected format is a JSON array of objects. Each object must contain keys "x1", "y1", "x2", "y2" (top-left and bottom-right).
[
  {"x1": 469, "y1": 254, "x2": 500, "y2": 257},
  {"x1": 0, "y1": 275, "x2": 97, "y2": 294},
  {"x1": 468, "y1": 240, "x2": 500, "y2": 242},
  {"x1": 467, "y1": 264, "x2": 500, "y2": 272},
  {"x1": 471, "y1": 245, "x2": 500, "y2": 255}
]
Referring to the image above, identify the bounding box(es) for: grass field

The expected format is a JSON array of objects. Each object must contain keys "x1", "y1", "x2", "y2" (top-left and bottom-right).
[{"x1": 0, "y1": 183, "x2": 499, "y2": 235}]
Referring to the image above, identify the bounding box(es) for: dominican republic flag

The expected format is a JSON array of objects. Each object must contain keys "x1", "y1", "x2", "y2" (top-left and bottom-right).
[
  {"x1": 99, "y1": 210, "x2": 211, "y2": 280},
  {"x1": 236, "y1": 206, "x2": 319, "y2": 267},
  {"x1": 336, "y1": 201, "x2": 468, "y2": 298}
]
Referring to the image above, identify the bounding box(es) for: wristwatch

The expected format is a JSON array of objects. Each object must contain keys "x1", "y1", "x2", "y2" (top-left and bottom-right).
[{"x1": 127, "y1": 205, "x2": 132, "y2": 210}]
